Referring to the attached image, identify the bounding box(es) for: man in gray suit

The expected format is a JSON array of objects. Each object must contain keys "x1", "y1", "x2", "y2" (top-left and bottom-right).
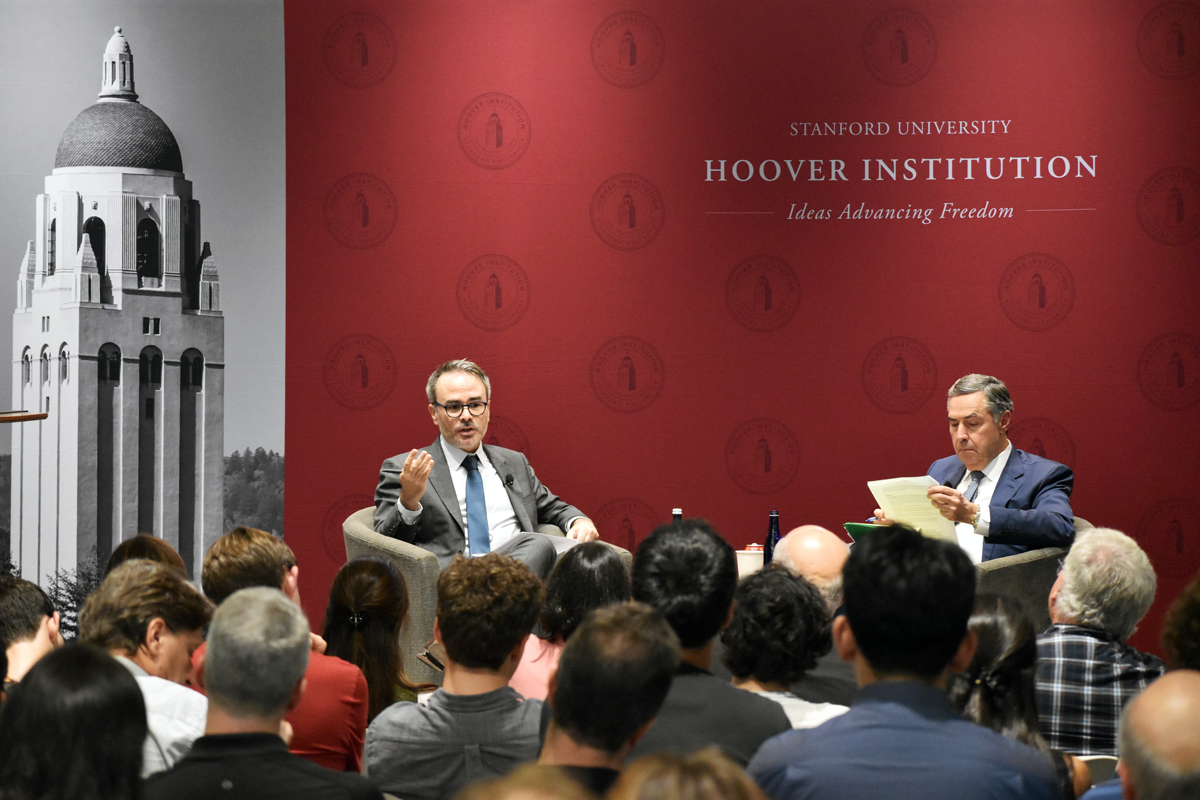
[{"x1": 373, "y1": 359, "x2": 598, "y2": 577}]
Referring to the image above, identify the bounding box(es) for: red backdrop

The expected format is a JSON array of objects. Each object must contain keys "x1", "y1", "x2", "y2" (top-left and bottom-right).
[{"x1": 284, "y1": 1, "x2": 1200, "y2": 655}]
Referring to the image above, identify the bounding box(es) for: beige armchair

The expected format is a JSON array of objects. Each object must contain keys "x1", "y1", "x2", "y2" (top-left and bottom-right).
[
  {"x1": 342, "y1": 507, "x2": 632, "y2": 686},
  {"x1": 975, "y1": 516, "x2": 1092, "y2": 632}
]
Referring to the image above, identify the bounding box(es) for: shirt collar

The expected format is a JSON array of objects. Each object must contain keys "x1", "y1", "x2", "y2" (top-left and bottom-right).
[
  {"x1": 114, "y1": 654, "x2": 149, "y2": 679},
  {"x1": 439, "y1": 436, "x2": 490, "y2": 471},
  {"x1": 854, "y1": 680, "x2": 959, "y2": 721},
  {"x1": 979, "y1": 440, "x2": 1013, "y2": 482}
]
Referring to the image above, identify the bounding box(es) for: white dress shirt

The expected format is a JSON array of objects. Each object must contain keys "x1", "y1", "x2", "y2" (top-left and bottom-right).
[
  {"x1": 953, "y1": 441, "x2": 1013, "y2": 563},
  {"x1": 115, "y1": 655, "x2": 207, "y2": 777}
]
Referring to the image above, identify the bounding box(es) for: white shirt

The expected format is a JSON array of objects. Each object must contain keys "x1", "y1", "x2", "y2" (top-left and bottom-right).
[
  {"x1": 397, "y1": 438, "x2": 523, "y2": 554},
  {"x1": 758, "y1": 690, "x2": 849, "y2": 729},
  {"x1": 953, "y1": 440, "x2": 1013, "y2": 563},
  {"x1": 115, "y1": 655, "x2": 207, "y2": 777}
]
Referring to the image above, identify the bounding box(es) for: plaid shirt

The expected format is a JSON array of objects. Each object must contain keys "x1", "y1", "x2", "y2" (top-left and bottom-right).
[{"x1": 1035, "y1": 623, "x2": 1165, "y2": 756}]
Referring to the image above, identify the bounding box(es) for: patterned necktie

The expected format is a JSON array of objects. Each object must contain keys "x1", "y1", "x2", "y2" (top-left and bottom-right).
[
  {"x1": 963, "y1": 470, "x2": 986, "y2": 503},
  {"x1": 462, "y1": 454, "x2": 490, "y2": 555}
]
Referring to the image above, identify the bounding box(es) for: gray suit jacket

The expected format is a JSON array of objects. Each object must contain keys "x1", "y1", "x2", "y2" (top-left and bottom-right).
[{"x1": 373, "y1": 438, "x2": 583, "y2": 568}]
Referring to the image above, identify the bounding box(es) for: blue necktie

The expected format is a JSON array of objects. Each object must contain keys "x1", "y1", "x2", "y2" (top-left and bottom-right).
[
  {"x1": 963, "y1": 470, "x2": 986, "y2": 503},
  {"x1": 462, "y1": 454, "x2": 490, "y2": 555}
]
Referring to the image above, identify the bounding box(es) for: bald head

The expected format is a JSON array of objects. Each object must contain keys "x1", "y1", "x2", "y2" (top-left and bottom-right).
[
  {"x1": 774, "y1": 525, "x2": 850, "y2": 611},
  {"x1": 1120, "y1": 670, "x2": 1200, "y2": 800}
]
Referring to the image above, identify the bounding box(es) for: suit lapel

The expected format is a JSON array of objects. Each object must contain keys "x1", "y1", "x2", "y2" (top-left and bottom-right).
[
  {"x1": 485, "y1": 445, "x2": 535, "y2": 531},
  {"x1": 426, "y1": 438, "x2": 465, "y2": 533},
  {"x1": 990, "y1": 447, "x2": 1023, "y2": 509},
  {"x1": 942, "y1": 462, "x2": 967, "y2": 488}
]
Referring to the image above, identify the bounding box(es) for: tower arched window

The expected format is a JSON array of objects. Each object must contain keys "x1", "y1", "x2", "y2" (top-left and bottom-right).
[
  {"x1": 58, "y1": 345, "x2": 69, "y2": 384},
  {"x1": 83, "y1": 217, "x2": 106, "y2": 276},
  {"x1": 21, "y1": 348, "x2": 31, "y2": 385},
  {"x1": 40, "y1": 347, "x2": 50, "y2": 385},
  {"x1": 139, "y1": 346, "x2": 163, "y2": 389},
  {"x1": 47, "y1": 220, "x2": 56, "y2": 275},
  {"x1": 181, "y1": 349, "x2": 204, "y2": 390},
  {"x1": 98, "y1": 343, "x2": 121, "y2": 384},
  {"x1": 136, "y1": 218, "x2": 160, "y2": 286}
]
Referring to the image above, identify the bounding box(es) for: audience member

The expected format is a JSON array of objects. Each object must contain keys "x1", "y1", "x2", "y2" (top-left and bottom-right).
[
  {"x1": 511, "y1": 540, "x2": 631, "y2": 700},
  {"x1": 749, "y1": 524, "x2": 1058, "y2": 800},
  {"x1": 538, "y1": 602, "x2": 680, "y2": 795},
  {"x1": 948, "y1": 594, "x2": 1090, "y2": 799},
  {"x1": 1116, "y1": 669, "x2": 1200, "y2": 800},
  {"x1": 1, "y1": 575, "x2": 63, "y2": 688},
  {"x1": 713, "y1": 524, "x2": 856, "y2": 706},
  {"x1": 610, "y1": 748, "x2": 769, "y2": 800},
  {"x1": 79, "y1": 559, "x2": 212, "y2": 776},
  {"x1": 105, "y1": 533, "x2": 187, "y2": 576},
  {"x1": 0, "y1": 643, "x2": 148, "y2": 800},
  {"x1": 720, "y1": 564, "x2": 847, "y2": 729},
  {"x1": 323, "y1": 555, "x2": 434, "y2": 721},
  {"x1": 202, "y1": 526, "x2": 369, "y2": 771},
  {"x1": 1161, "y1": 568, "x2": 1200, "y2": 670},
  {"x1": 365, "y1": 553, "x2": 545, "y2": 800},
  {"x1": 145, "y1": 587, "x2": 383, "y2": 800},
  {"x1": 456, "y1": 764, "x2": 600, "y2": 800},
  {"x1": 1036, "y1": 527, "x2": 1164, "y2": 756},
  {"x1": 627, "y1": 520, "x2": 791, "y2": 767}
]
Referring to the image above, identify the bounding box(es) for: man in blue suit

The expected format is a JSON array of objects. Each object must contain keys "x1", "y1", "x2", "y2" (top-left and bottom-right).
[{"x1": 879, "y1": 374, "x2": 1074, "y2": 561}]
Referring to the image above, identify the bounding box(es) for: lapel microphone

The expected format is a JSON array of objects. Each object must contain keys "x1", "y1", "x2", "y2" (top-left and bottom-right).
[{"x1": 504, "y1": 474, "x2": 515, "y2": 487}]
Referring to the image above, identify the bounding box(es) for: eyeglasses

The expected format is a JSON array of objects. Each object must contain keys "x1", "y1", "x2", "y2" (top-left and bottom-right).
[{"x1": 433, "y1": 400, "x2": 489, "y2": 418}]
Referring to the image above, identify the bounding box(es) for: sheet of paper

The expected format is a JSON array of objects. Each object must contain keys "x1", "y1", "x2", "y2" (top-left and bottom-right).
[{"x1": 866, "y1": 476, "x2": 958, "y2": 542}]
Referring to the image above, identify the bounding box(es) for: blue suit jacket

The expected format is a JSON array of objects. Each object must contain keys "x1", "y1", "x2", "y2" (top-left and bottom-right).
[{"x1": 927, "y1": 448, "x2": 1075, "y2": 561}]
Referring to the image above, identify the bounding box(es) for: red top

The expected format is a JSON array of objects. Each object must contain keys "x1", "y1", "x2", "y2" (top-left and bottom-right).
[{"x1": 191, "y1": 643, "x2": 368, "y2": 772}]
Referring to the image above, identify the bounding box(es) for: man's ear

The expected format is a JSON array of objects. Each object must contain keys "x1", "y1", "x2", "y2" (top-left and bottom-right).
[
  {"x1": 194, "y1": 655, "x2": 207, "y2": 691},
  {"x1": 832, "y1": 615, "x2": 858, "y2": 663},
  {"x1": 286, "y1": 677, "x2": 307, "y2": 714},
  {"x1": 433, "y1": 618, "x2": 444, "y2": 646},
  {"x1": 949, "y1": 629, "x2": 978, "y2": 675},
  {"x1": 281, "y1": 565, "x2": 300, "y2": 604},
  {"x1": 998, "y1": 409, "x2": 1012, "y2": 433},
  {"x1": 46, "y1": 611, "x2": 63, "y2": 647},
  {"x1": 546, "y1": 669, "x2": 557, "y2": 709},
  {"x1": 508, "y1": 633, "x2": 530, "y2": 666},
  {"x1": 143, "y1": 617, "x2": 169, "y2": 659},
  {"x1": 1117, "y1": 761, "x2": 1137, "y2": 800},
  {"x1": 428, "y1": 403, "x2": 438, "y2": 426}
]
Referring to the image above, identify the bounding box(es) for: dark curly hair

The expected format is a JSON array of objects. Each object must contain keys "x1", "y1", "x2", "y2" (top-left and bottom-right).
[
  {"x1": 436, "y1": 553, "x2": 544, "y2": 670},
  {"x1": 720, "y1": 564, "x2": 832, "y2": 685},
  {"x1": 1162, "y1": 569, "x2": 1200, "y2": 670},
  {"x1": 540, "y1": 541, "x2": 631, "y2": 641}
]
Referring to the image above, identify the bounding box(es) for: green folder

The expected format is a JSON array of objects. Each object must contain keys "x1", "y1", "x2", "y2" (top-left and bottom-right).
[{"x1": 843, "y1": 522, "x2": 887, "y2": 542}]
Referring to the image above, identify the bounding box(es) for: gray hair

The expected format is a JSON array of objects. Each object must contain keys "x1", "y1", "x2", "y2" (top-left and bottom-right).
[
  {"x1": 773, "y1": 546, "x2": 843, "y2": 612},
  {"x1": 1120, "y1": 702, "x2": 1200, "y2": 800},
  {"x1": 948, "y1": 374, "x2": 1013, "y2": 423},
  {"x1": 426, "y1": 359, "x2": 492, "y2": 404},
  {"x1": 1057, "y1": 528, "x2": 1156, "y2": 641},
  {"x1": 204, "y1": 587, "x2": 310, "y2": 718}
]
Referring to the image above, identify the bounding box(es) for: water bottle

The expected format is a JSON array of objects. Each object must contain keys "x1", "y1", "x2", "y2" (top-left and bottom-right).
[{"x1": 763, "y1": 510, "x2": 781, "y2": 564}]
